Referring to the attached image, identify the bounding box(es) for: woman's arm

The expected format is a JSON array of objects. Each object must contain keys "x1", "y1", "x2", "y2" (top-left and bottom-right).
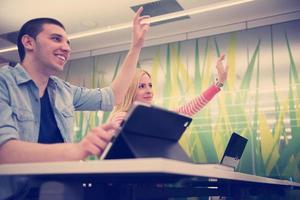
[
  {"x1": 175, "y1": 85, "x2": 220, "y2": 116},
  {"x1": 175, "y1": 54, "x2": 228, "y2": 116}
]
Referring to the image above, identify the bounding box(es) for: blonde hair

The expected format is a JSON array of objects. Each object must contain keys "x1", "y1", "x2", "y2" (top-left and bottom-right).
[{"x1": 110, "y1": 68, "x2": 151, "y2": 117}]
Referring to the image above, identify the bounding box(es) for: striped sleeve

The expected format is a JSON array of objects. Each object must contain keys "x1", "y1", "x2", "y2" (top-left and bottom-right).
[{"x1": 175, "y1": 84, "x2": 220, "y2": 116}]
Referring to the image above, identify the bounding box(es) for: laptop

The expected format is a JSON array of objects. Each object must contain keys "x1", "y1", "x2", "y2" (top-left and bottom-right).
[
  {"x1": 194, "y1": 132, "x2": 248, "y2": 171},
  {"x1": 220, "y1": 132, "x2": 248, "y2": 169},
  {"x1": 100, "y1": 102, "x2": 193, "y2": 162}
]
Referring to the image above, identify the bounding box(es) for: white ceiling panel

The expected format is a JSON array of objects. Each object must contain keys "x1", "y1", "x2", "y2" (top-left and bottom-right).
[{"x1": 0, "y1": 0, "x2": 299, "y2": 63}]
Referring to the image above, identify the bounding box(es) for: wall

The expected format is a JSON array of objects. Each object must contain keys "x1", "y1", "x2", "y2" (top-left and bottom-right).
[{"x1": 63, "y1": 19, "x2": 300, "y2": 182}]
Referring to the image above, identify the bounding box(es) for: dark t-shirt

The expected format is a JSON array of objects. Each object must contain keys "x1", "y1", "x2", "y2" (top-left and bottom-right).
[{"x1": 38, "y1": 89, "x2": 64, "y2": 144}]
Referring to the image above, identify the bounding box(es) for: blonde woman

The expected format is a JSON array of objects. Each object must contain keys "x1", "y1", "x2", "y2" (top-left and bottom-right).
[{"x1": 109, "y1": 54, "x2": 228, "y2": 125}]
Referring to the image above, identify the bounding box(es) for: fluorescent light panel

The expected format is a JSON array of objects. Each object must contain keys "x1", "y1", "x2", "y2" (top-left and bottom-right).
[
  {"x1": 0, "y1": 0, "x2": 254, "y2": 54},
  {"x1": 0, "y1": 46, "x2": 18, "y2": 53}
]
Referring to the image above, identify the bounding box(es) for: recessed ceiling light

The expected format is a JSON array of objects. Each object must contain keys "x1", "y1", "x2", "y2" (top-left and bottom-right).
[{"x1": 80, "y1": 20, "x2": 98, "y2": 29}]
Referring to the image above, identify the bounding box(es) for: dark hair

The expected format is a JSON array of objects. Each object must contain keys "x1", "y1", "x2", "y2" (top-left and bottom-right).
[{"x1": 17, "y1": 18, "x2": 65, "y2": 62}]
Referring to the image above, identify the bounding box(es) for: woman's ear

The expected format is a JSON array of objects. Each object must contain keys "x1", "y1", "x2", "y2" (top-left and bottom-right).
[{"x1": 22, "y1": 35, "x2": 35, "y2": 51}]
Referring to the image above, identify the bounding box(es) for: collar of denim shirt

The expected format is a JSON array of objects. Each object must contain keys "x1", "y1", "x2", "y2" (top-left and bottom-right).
[{"x1": 12, "y1": 63, "x2": 58, "y2": 88}]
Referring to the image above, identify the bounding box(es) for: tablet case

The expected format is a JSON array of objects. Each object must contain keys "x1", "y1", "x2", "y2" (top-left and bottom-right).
[{"x1": 101, "y1": 102, "x2": 193, "y2": 162}]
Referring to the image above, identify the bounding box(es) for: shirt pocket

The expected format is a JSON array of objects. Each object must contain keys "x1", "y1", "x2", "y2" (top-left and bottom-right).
[
  {"x1": 61, "y1": 106, "x2": 74, "y2": 118},
  {"x1": 59, "y1": 105, "x2": 75, "y2": 142},
  {"x1": 11, "y1": 107, "x2": 36, "y2": 141}
]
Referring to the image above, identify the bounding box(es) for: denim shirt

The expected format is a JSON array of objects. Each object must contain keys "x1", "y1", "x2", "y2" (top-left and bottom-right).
[{"x1": 0, "y1": 64, "x2": 114, "y2": 146}]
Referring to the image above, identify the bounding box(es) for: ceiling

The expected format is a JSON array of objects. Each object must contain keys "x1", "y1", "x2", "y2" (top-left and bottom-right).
[{"x1": 0, "y1": 0, "x2": 300, "y2": 64}]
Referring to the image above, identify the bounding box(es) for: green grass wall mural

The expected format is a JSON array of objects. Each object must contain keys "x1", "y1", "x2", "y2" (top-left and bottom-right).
[{"x1": 64, "y1": 20, "x2": 300, "y2": 181}]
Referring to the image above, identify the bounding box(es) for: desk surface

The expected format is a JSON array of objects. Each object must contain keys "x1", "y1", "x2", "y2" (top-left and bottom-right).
[{"x1": 0, "y1": 158, "x2": 299, "y2": 188}]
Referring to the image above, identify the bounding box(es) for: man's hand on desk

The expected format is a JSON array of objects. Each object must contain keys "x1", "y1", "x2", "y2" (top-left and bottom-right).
[{"x1": 75, "y1": 122, "x2": 118, "y2": 159}]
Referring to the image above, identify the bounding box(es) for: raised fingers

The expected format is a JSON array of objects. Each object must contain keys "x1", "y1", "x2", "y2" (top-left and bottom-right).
[
  {"x1": 216, "y1": 53, "x2": 228, "y2": 83},
  {"x1": 134, "y1": 7, "x2": 144, "y2": 22},
  {"x1": 217, "y1": 53, "x2": 225, "y2": 65}
]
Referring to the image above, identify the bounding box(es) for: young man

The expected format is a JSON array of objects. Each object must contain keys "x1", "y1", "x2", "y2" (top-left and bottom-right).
[{"x1": 0, "y1": 7, "x2": 150, "y2": 163}]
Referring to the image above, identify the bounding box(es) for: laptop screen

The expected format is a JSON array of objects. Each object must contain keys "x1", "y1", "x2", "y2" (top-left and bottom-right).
[{"x1": 220, "y1": 132, "x2": 248, "y2": 169}]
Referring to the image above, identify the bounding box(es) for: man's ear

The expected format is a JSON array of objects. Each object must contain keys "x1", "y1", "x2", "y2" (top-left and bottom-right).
[{"x1": 22, "y1": 35, "x2": 35, "y2": 51}]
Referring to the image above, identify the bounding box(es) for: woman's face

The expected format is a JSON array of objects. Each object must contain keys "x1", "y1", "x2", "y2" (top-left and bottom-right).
[{"x1": 134, "y1": 73, "x2": 153, "y2": 104}]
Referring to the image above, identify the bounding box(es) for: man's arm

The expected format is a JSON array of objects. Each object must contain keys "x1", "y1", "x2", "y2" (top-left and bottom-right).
[
  {"x1": 111, "y1": 7, "x2": 150, "y2": 104},
  {"x1": 0, "y1": 122, "x2": 117, "y2": 164},
  {"x1": 0, "y1": 140, "x2": 82, "y2": 163}
]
